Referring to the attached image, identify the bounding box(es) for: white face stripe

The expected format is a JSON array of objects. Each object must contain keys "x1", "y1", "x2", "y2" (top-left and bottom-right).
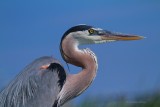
[
  {"x1": 66, "y1": 29, "x2": 116, "y2": 45},
  {"x1": 91, "y1": 28, "x2": 103, "y2": 31}
]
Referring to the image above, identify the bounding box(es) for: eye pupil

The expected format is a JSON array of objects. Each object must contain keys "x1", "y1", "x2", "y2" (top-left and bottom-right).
[{"x1": 88, "y1": 29, "x2": 94, "y2": 34}]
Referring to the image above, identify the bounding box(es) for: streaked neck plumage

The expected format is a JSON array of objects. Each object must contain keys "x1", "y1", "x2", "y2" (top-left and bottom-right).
[
  {"x1": 61, "y1": 34, "x2": 98, "y2": 74},
  {"x1": 58, "y1": 34, "x2": 98, "y2": 106}
]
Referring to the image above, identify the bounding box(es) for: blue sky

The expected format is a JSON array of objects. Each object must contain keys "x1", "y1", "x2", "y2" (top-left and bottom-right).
[{"x1": 0, "y1": 0, "x2": 160, "y2": 102}]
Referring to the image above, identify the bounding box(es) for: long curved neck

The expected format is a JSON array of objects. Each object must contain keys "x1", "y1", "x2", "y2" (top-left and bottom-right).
[
  {"x1": 61, "y1": 35, "x2": 98, "y2": 74},
  {"x1": 57, "y1": 35, "x2": 98, "y2": 106}
]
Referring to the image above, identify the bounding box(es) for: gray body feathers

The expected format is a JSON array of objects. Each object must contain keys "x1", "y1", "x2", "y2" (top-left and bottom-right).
[{"x1": 0, "y1": 56, "x2": 66, "y2": 107}]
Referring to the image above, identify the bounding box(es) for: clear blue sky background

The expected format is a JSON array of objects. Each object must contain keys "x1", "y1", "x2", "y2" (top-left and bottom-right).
[{"x1": 0, "y1": 0, "x2": 160, "y2": 102}]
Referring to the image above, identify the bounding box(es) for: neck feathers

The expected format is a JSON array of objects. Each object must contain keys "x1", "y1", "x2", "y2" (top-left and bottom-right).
[
  {"x1": 60, "y1": 35, "x2": 98, "y2": 70},
  {"x1": 57, "y1": 35, "x2": 98, "y2": 106}
]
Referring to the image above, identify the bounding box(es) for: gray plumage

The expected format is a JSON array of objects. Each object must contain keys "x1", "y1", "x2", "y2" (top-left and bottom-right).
[{"x1": 0, "y1": 56, "x2": 66, "y2": 107}]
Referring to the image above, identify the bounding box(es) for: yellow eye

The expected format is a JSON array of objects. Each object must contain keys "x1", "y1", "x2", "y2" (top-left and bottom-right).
[{"x1": 88, "y1": 29, "x2": 95, "y2": 34}]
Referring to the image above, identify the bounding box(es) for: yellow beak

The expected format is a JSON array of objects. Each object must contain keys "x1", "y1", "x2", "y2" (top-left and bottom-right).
[{"x1": 100, "y1": 32, "x2": 144, "y2": 41}]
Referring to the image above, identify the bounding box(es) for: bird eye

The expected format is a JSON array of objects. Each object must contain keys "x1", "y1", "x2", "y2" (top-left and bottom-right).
[{"x1": 88, "y1": 29, "x2": 95, "y2": 34}]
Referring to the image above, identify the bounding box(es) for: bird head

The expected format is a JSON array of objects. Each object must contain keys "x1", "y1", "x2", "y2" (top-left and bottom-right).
[
  {"x1": 61, "y1": 24, "x2": 143, "y2": 45},
  {"x1": 60, "y1": 24, "x2": 143, "y2": 63}
]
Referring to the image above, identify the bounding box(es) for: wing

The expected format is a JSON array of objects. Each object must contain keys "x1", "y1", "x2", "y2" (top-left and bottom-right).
[{"x1": 0, "y1": 56, "x2": 66, "y2": 107}]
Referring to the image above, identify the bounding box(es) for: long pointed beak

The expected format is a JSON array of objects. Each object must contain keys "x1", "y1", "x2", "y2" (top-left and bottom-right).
[{"x1": 100, "y1": 31, "x2": 144, "y2": 41}]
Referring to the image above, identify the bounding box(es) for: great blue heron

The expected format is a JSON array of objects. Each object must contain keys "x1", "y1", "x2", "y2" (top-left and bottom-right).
[{"x1": 0, "y1": 25, "x2": 143, "y2": 107}]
